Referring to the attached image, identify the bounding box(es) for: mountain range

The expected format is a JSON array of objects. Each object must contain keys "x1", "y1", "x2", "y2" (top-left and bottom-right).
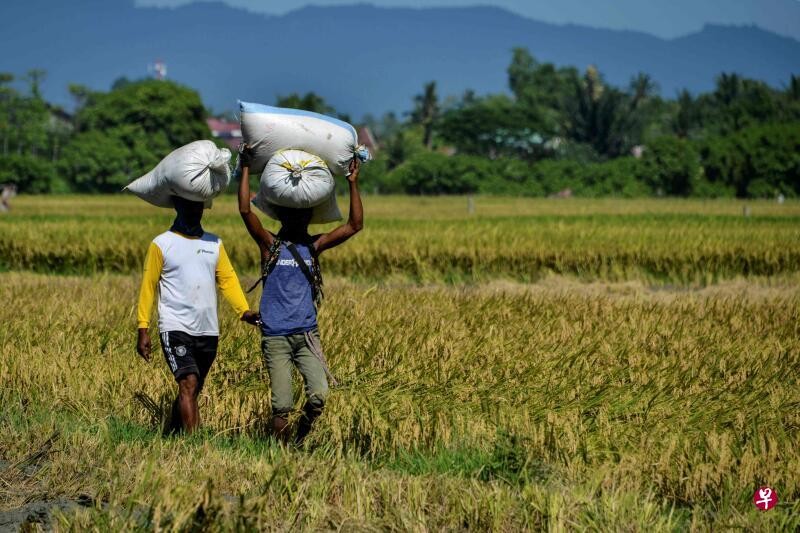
[{"x1": 1, "y1": 0, "x2": 799, "y2": 118}]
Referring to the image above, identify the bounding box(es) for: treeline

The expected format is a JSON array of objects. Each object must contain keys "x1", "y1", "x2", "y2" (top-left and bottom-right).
[
  {"x1": 362, "y1": 123, "x2": 800, "y2": 198},
  {"x1": 0, "y1": 75, "x2": 209, "y2": 193},
  {"x1": 360, "y1": 49, "x2": 800, "y2": 198},
  {"x1": 2, "y1": 50, "x2": 799, "y2": 197}
]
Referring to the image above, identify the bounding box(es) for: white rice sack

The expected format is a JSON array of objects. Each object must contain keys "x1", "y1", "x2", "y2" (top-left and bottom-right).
[
  {"x1": 258, "y1": 150, "x2": 334, "y2": 208},
  {"x1": 252, "y1": 150, "x2": 342, "y2": 224},
  {"x1": 239, "y1": 101, "x2": 358, "y2": 176},
  {"x1": 124, "y1": 141, "x2": 231, "y2": 207}
]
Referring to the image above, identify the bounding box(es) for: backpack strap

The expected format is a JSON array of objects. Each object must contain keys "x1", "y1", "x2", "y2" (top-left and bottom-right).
[
  {"x1": 285, "y1": 242, "x2": 323, "y2": 307},
  {"x1": 307, "y1": 240, "x2": 324, "y2": 302},
  {"x1": 246, "y1": 237, "x2": 282, "y2": 293}
]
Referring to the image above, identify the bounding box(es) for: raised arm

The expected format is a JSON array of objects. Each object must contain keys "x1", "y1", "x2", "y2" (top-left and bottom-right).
[
  {"x1": 238, "y1": 148, "x2": 274, "y2": 251},
  {"x1": 314, "y1": 158, "x2": 363, "y2": 254}
]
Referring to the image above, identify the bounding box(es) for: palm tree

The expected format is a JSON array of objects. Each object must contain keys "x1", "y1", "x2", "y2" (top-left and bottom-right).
[
  {"x1": 629, "y1": 73, "x2": 658, "y2": 110},
  {"x1": 564, "y1": 66, "x2": 643, "y2": 157},
  {"x1": 585, "y1": 66, "x2": 604, "y2": 103},
  {"x1": 411, "y1": 81, "x2": 439, "y2": 149}
]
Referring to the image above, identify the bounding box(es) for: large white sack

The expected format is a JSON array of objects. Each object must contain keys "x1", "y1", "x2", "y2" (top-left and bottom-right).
[
  {"x1": 252, "y1": 150, "x2": 342, "y2": 224},
  {"x1": 257, "y1": 150, "x2": 335, "y2": 208},
  {"x1": 239, "y1": 101, "x2": 358, "y2": 176},
  {"x1": 124, "y1": 141, "x2": 231, "y2": 208}
]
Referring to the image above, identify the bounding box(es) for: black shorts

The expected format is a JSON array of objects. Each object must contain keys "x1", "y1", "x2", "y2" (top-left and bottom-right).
[{"x1": 160, "y1": 331, "x2": 218, "y2": 383}]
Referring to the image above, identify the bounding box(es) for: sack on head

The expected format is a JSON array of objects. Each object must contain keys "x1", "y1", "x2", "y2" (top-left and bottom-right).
[
  {"x1": 252, "y1": 150, "x2": 342, "y2": 224},
  {"x1": 259, "y1": 150, "x2": 334, "y2": 208},
  {"x1": 239, "y1": 101, "x2": 358, "y2": 176},
  {"x1": 124, "y1": 140, "x2": 231, "y2": 208}
]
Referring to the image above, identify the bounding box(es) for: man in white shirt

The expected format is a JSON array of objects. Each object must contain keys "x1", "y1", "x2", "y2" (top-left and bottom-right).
[{"x1": 136, "y1": 196, "x2": 259, "y2": 434}]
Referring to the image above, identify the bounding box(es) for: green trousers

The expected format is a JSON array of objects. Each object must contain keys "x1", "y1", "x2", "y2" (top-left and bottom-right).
[{"x1": 261, "y1": 329, "x2": 329, "y2": 415}]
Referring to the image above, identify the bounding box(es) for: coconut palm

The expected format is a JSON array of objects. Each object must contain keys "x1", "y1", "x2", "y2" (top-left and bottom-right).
[{"x1": 411, "y1": 81, "x2": 439, "y2": 149}]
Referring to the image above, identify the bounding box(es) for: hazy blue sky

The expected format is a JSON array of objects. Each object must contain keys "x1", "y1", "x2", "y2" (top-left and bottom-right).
[{"x1": 135, "y1": 0, "x2": 800, "y2": 40}]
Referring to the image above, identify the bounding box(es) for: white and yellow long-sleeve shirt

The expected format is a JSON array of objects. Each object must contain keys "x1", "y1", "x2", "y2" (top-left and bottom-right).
[{"x1": 137, "y1": 231, "x2": 249, "y2": 336}]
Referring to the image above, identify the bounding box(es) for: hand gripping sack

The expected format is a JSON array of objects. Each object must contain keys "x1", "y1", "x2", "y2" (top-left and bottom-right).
[
  {"x1": 252, "y1": 150, "x2": 342, "y2": 224},
  {"x1": 124, "y1": 141, "x2": 231, "y2": 207},
  {"x1": 239, "y1": 101, "x2": 358, "y2": 176}
]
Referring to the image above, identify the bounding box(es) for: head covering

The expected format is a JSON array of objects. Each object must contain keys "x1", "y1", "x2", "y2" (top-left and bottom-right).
[{"x1": 170, "y1": 196, "x2": 205, "y2": 237}]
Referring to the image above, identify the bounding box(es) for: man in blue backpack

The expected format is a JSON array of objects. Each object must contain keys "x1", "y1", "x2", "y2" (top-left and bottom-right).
[{"x1": 237, "y1": 147, "x2": 363, "y2": 444}]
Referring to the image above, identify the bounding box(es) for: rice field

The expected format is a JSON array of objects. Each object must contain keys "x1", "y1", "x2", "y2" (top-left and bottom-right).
[
  {"x1": 1, "y1": 195, "x2": 799, "y2": 530},
  {"x1": 1, "y1": 195, "x2": 799, "y2": 283}
]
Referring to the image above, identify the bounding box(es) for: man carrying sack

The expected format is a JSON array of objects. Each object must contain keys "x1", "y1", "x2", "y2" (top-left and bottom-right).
[
  {"x1": 237, "y1": 146, "x2": 364, "y2": 445},
  {"x1": 136, "y1": 196, "x2": 260, "y2": 434}
]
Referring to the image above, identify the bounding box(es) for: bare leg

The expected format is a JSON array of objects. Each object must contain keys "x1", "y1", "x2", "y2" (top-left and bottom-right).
[{"x1": 177, "y1": 374, "x2": 200, "y2": 434}]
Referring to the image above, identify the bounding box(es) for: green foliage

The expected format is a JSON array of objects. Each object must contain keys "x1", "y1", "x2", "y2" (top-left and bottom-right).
[
  {"x1": 389, "y1": 151, "x2": 481, "y2": 194},
  {"x1": 384, "y1": 152, "x2": 559, "y2": 196},
  {"x1": 585, "y1": 157, "x2": 651, "y2": 197},
  {"x1": 552, "y1": 141, "x2": 603, "y2": 164},
  {"x1": 74, "y1": 79, "x2": 208, "y2": 145},
  {"x1": 439, "y1": 94, "x2": 551, "y2": 160},
  {"x1": 526, "y1": 158, "x2": 649, "y2": 198},
  {"x1": 789, "y1": 75, "x2": 800, "y2": 101},
  {"x1": 3, "y1": 54, "x2": 799, "y2": 198},
  {"x1": 0, "y1": 70, "x2": 67, "y2": 191},
  {"x1": 0, "y1": 153, "x2": 52, "y2": 192},
  {"x1": 706, "y1": 75, "x2": 781, "y2": 133},
  {"x1": 562, "y1": 67, "x2": 651, "y2": 158},
  {"x1": 59, "y1": 127, "x2": 159, "y2": 192},
  {"x1": 527, "y1": 160, "x2": 583, "y2": 195},
  {"x1": 672, "y1": 89, "x2": 698, "y2": 138},
  {"x1": 699, "y1": 122, "x2": 800, "y2": 198},
  {"x1": 383, "y1": 126, "x2": 426, "y2": 171},
  {"x1": 639, "y1": 136, "x2": 701, "y2": 196},
  {"x1": 0, "y1": 71, "x2": 50, "y2": 158},
  {"x1": 476, "y1": 157, "x2": 541, "y2": 196},
  {"x1": 58, "y1": 79, "x2": 211, "y2": 192},
  {"x1": 676, "y1": 73, "x2": 800, "y2": 139},
  {"x1": 111, "y1": 76, "x2": 133, "y2": 91},
  {"x1": 380, "y1": 150, "x2": 652, "y2": 198},
  {"x1": 507, "y1": 48, "x2": 576, "y2": 130},
  {"x1": 356, "y1": 152, "x2": 394, "y2": 193}
]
